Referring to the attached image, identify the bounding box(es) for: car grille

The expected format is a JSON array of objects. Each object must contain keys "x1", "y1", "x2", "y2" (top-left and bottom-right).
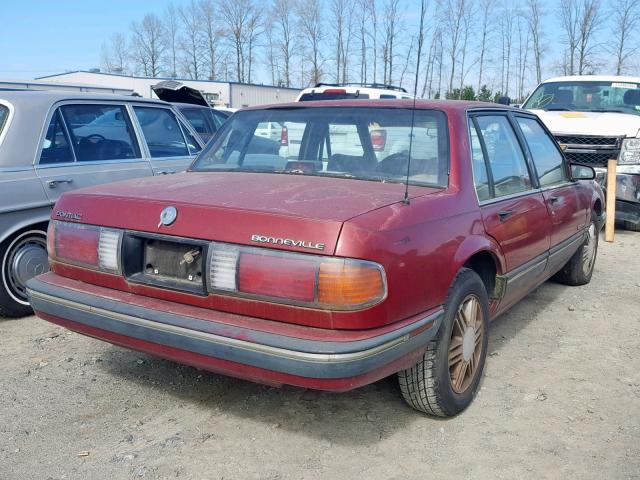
[{"x1": 554, "y1": 135, "x2": 622, "y2": 167}]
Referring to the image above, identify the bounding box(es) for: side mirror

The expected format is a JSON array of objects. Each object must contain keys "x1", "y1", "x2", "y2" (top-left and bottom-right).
[
  {"x1": 496, "y1": 96, "x2": 511, "y2": 105},
  {"x1": 570, "y1": 164, "x2": 595, "y2": 180}
]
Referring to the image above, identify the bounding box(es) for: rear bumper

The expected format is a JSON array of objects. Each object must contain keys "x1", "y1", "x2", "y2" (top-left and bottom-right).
[{"x1": 26, "y1": 274, "x2": 442, "y2": 391}]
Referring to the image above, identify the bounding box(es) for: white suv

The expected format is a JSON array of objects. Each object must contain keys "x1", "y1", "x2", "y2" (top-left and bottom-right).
[{"x1": 296, "y1": 83, "x2": 415, "y2": 101}]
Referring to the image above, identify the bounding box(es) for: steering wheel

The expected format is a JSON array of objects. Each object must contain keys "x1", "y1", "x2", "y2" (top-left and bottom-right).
[
  {"x1": 84, "y1": 134, "x2": 105, "y2": 144},
  {"x1": 377, "y1": 151, "x2": 411, "y2": 176}
]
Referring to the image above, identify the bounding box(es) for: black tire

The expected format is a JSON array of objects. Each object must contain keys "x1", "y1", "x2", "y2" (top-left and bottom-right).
[
  {"x1": 0, "y1": 228, "x2": 49, "y2": 318},
  {"x1": 553, "y1": 213, "x2": 598, "y2": 286},
  {"x1": 623, "y1": 220, "x2": 640, "y2": 232},
  {"x1": 398, "y1": 268, "x2": 489, "y2": 417}
]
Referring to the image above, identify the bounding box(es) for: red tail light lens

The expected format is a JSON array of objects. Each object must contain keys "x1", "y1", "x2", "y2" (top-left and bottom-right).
[
  {"x1": 370, "y1": 129, "x2": 387, "y2": 151},
  {"x1": 48, "y1": 220, "x2": 122, "y2": 273},
  {"x1": 323, "y1": 88, "x2": 347, "y2": 94},
  {"x1": 208, "y1": 242, "x2": 387, "y2": 310},
  {"x1": 239, "y1": 252, "x2": 316, "y2": 302},
  {"x1": 280, "y1": 125, "x2": 289, "y2": 146},
  {"x1": 49, "y1": 221, "x2": 100, "y2": 268}
]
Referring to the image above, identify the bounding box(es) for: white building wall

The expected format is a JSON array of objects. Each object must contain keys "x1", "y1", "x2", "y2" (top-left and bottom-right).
[{"x1": 37, "y1": 72, "x2": 299, "y2": 108}]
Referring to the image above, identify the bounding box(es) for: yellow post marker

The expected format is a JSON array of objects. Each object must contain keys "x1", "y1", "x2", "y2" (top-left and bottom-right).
[{"x1": 605, "y1": 159, "x2": 617, "y2": 243}]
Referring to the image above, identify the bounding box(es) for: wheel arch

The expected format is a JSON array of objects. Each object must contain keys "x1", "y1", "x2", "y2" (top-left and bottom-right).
[
  {"x1": 453, "y1": 235, "x2": 505, "y2": 299},
  {"x1": 0, "y1": 213, "x2": 50, "y2": 246}
]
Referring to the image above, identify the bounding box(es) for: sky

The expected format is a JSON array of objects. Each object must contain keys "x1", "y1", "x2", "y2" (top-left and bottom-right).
[
  {"x1": 0, "y1": 0, "x2": 602, "y2": 96},
  {"x1": 0, "y1": 0, "x2": 174, "y2": 80}
]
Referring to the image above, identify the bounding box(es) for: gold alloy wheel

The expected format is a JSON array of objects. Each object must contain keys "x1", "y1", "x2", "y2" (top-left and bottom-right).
[
  {"x1": 582, "y1": 223, "x2": 597, "y2": 276},
  {"x1": 448, "y1": 294, "x2": 485, "y2": 394}
]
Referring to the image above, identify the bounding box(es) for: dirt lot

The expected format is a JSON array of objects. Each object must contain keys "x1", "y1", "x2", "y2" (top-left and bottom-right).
[{"x1": 1, "y1": 230, "x2": 639, "y2": 480}]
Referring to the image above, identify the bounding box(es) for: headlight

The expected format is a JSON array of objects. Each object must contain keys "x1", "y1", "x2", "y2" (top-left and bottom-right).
[{"x1": 620, "y1": 138, "x2": 640, "y2": 165}]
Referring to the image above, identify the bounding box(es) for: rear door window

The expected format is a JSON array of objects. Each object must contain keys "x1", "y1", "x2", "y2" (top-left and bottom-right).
[
  {"x1": 133, "y1": 107, "x2": 190, "y2": 158},
  {"x1": 39, "y1": 110, "x2": 75, "y2": 164},
  {"x1": 180, "y1": 107, "x2": 215, "y2": 142},
  {"x1": 474, "y1": 115, "x2": 532, "y2": 197},
  {"x1": 59, "y1": 104, "x2": 141, "y2": 162},
  {"x1": 515, "y1": 116, "x2": 567, "y2": 187}
]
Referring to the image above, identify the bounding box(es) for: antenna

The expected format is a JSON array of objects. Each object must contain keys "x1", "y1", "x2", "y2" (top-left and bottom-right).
[{"x1": 403, "y1": 0, "x2": 426, "y2": 205}]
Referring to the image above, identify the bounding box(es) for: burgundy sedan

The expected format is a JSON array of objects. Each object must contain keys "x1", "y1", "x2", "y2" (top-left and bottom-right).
[{"x1": 27, "y1": 100, "x2": 604, "y2": 416}]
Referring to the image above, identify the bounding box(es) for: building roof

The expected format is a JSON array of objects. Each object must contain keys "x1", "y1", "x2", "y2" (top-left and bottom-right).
[{"x1": 37, "y1": 70, "x2": 301, "y2": 91}]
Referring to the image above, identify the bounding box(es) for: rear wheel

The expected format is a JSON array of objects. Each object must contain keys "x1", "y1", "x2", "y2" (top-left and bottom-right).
[
  {"x1": 398, "y1": 269, "x2": 489, "y2": 416},
  {"x1": 554, "y1": 215, "x2": 598, "y2": 286},
  {"x1": 0, "y1": 228, "x2": 49, "y2": 318}
]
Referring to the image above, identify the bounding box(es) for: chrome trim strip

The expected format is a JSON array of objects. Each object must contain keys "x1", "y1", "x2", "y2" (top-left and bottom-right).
[{"x1": 28, "y1": 290, "x2": 412, "y2": 364}]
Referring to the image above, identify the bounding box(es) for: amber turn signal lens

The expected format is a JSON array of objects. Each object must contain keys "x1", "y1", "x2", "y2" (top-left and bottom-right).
[{"x1": 317, "y1": 261, "x2": 386, "y2": 308}]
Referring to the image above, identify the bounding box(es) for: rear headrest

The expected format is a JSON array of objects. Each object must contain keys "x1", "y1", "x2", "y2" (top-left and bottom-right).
[
  {"x1": 623, "y1": 89, "x2": 640, "y2": 105},
  {"x1": 553, "y1": 90, "x2": 573, "y2": 105}
]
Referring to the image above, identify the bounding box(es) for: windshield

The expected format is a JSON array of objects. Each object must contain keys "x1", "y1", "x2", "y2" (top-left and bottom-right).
[
  {"x1": 191, "y1": 107, "x2": 449, "y2": 188},
  {"x1": 523, "y1": 80, "x2": 640, "y2": 115}
]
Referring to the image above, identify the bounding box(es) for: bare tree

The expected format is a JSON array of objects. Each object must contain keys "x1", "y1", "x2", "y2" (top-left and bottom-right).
[
  {"x1": 441, "y1": 0, "x2": 466, "y2": 96},
  {"x1": 577, "y1": 0, "x2": 601, "y2": 74},
  {"x1": 272, "y1": 0, "x2": 296, "y2": 87},
  {"x1": 366, "y1": 0, "x2": 379, "y2": 83},
  {"x1": 200, "y1": 0, "x2": 223, "y2": 80},
  {"x1": 163, "y1": 4, "x2": 179, "y2": 77},
  {"x1": 559, "y1": 0, "x2": 580, "y2": 75},
  {"x1": 381, "y1": 0, "x2": 401, "y2": 85},
  {"x1": 500, "y1": 11, "x2": 515, "y2": 97},
  {"x1": 130, "y1": 14, "x2": 165, "y2": 76},
  {"x1": 296, "y1": 0, "x2": 325, "y2": 85},
  {"x1": 515, "y1": 12, "x2": 530, "y2": 101},
  {"x1": 476, "y1": 0, "x2": 495, "y2": 95},
  {"x1": 356, "y1": 0, "x2": 370, "y2": 83},
  {"x1": 457, "y1": 0, "x2": 475, "y2": 96},
  {"x1": 525, "y1": 0, "x2": 543, "y2": 85},
  {"x1": 101, "y1": 33, "x2": 129, "y2": 74},
  {"x1": 178, "y1": 1, "x2": 203, "y2": 79},
  {"x1": 611, "y1": 0, "x2": 640, "y2": 75},
  {"x1": 220, "y1": 0, "x2": 261, "y2": 83}
]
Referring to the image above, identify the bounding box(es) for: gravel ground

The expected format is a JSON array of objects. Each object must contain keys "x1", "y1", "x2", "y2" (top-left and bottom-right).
[{"x1": 1, "y1": 230, "x2": 639, "y2": 480}]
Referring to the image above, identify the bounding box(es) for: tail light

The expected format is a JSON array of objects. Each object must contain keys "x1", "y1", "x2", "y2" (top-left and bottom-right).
[
  {"x1": 208, "y1": 242, "x2": 386, "y2": 310},
  {"x1": 370, "y1": 129, "x2": 387, "y2": 151},
  {"x1": 323, "y1": 88, "x2": 347, "y2": 94},
  {"x1": 48, "y1": 220, "x2": 122, "y2": 273},
  {"x1": 280, "y1": 125, "x2": 289, "y2": 146}
]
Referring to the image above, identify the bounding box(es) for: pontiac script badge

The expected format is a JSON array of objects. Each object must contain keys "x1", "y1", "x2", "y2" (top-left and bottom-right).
[
  {"x1": 251, "y1": 234, "x2": 325, "y2": 251},
  {"x1": 159, "y1": 206, "x2": 178, "y2": 227}
]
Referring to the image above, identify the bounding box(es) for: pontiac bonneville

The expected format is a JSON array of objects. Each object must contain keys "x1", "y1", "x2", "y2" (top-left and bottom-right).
[{"x1": 27, "y1": 100, "x2": 604, "y2": 416}]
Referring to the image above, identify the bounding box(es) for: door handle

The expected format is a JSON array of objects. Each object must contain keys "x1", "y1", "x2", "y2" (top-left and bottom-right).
[
  {"x1": 46, "y1": 178, "x2": 73, "y2": 188},
  {"x1": 549, "y1": 196, "x2": 560, "y2": 204},
  {"x1": 157, "y1": 170, "x2": 176, "y2": 175},
  {"x1": 497, "y1": 209, "x2": 515, "y2": 221}
]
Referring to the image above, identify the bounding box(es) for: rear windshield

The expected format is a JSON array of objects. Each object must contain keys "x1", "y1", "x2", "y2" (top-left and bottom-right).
[
  {"x1": 191, "y1": 107, "x2": 449, "y2": 188},
  {"x1": 299, "y1": 92, "x2": 370, "y2": 101},
  {"x1": 0, "y1": 105, "x2": 9, "y2": 136}
]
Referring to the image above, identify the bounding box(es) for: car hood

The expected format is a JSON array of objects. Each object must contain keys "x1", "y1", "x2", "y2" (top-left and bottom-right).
[
  {"x1": 54, "y1": 172, "x2": 437, "y2": 254},
  {"x1": 529, "y1": 109, "x2": 640, "y2": 138}
]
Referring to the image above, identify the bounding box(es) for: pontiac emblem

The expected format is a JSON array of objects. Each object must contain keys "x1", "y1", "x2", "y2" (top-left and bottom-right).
[{"x1": 158, "y1": 206, "x2": 178, "y2": 227}]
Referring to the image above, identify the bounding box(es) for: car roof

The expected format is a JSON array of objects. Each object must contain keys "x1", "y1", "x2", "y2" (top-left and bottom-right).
[
  {"x1": 0, "y1": 89, "x2": 168, "y2": 107},
  {"x1": 241, "y1": 98, "x2": 514, "y2": 113},
  {"x1": 541, "y1": 75, "x2": 640, "y2": 84}
]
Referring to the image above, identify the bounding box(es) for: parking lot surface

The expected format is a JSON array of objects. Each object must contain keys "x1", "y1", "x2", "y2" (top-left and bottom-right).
[{"x1": 1, "y1": 230, "x2": 639, "y2": 480}]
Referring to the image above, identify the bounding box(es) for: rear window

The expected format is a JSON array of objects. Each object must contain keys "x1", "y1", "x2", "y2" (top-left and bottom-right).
[
  {"x1": 192, "y1": 107, "x2": 449, "y2": 188},
  {"x1": 299, "y1": 92, "x2": 370, "y2": 101}
]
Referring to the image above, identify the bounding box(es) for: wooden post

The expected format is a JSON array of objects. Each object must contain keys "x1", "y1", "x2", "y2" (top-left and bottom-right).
[{"x1": 605, "y1": 159, "x2": 617, "y2": 243}]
